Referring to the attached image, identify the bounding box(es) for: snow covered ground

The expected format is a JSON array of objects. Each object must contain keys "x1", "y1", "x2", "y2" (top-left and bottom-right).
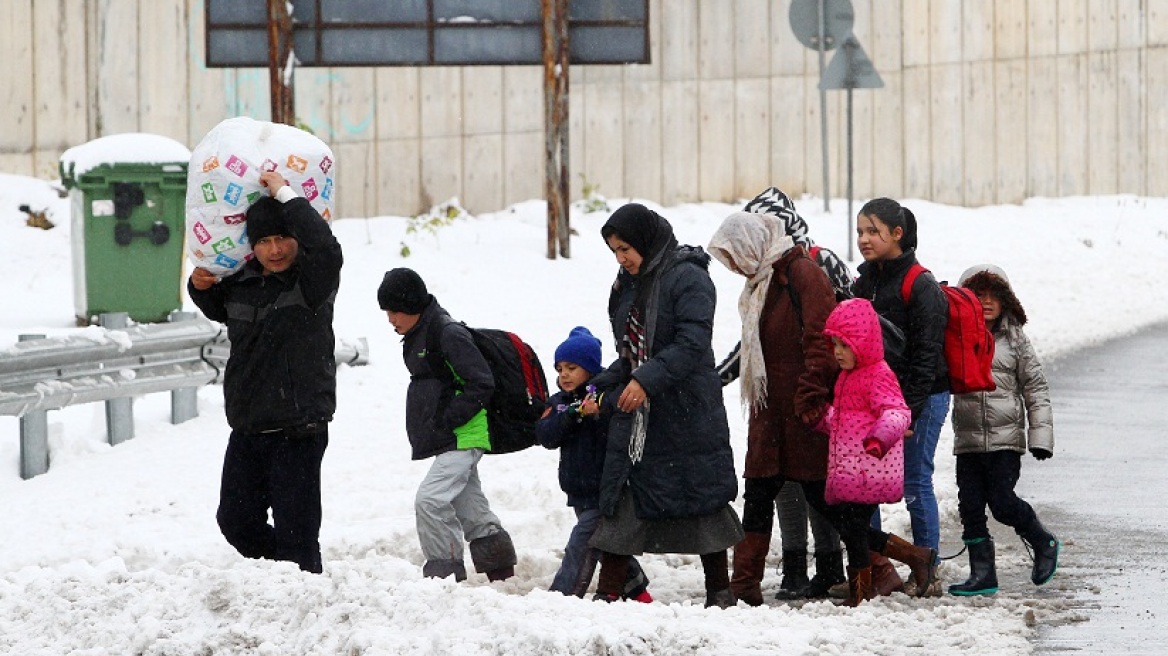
[{"x1": 2, "y1": 170, "x2": 1166, "y2": 655}]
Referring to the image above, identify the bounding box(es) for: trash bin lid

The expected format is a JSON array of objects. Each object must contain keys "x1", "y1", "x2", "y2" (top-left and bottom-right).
[{"x1": 60, "y1": 134, "x2": 191, "y2": 187}]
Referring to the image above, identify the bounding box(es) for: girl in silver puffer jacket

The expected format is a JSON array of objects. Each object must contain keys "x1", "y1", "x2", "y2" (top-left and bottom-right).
[{"x1": 948, "y1": 264, "x2": 1060, "y2": 596}]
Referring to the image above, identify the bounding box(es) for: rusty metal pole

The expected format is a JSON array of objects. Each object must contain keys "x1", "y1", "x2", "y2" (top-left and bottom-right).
[
  {"x1": 267, "y1": 0, "x2": 295, "y2": 125},
  {"x1": 541, "y1": 0, "x2": 556, "y2": 258},
  {"x1": 555, "y1": 0, "x2": 570, "y2": 258},
  {"x1": 542, "y1": 0, "x2": 570, "y2": 259}
]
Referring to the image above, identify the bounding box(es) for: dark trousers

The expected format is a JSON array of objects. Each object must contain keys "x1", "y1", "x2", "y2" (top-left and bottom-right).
[
  {"x1": 956, "y1": 451, "x2": 1039, "y2": 541},
  {"x1": 743, "y1": 477, "x2": 877, "y2": 568},
  {"x1": 552, "y1": 507, "x2": 648, "y2": 597},
  {"x1": 217, "y1": 425, "x2": 329, "y2": 573}
]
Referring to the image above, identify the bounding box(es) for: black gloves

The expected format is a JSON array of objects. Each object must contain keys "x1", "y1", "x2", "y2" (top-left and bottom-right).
[{"x1": 1030, "y1": 448, "x2": 1052, "y2": 461}]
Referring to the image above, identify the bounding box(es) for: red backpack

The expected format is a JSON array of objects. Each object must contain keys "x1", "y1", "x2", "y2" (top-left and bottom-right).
[{"x1": 902, "y1": 264, "x2": 996, "y2": 394}]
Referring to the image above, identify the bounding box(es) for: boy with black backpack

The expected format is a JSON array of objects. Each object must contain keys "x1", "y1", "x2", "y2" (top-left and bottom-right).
[{"x1": 377, "y1": 267, "x2": 517, "y2": 583}]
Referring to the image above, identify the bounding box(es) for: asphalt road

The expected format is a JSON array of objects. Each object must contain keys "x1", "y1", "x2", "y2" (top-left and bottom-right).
[{"x1": 1025, "y1": 321, "x2": 1168, "y2": 654}]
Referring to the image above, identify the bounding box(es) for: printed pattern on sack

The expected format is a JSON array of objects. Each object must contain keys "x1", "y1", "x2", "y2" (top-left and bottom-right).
[
  {"x1": 211, "y1": 236, "x2": 235, "y2": 254},
  {"x1": 287, "y1": 155, "x2": 308, "y2": 173},
  {"x1": 224, "y1": 183, "x2": 243, "y2": 205},
  {"x1": 301, "y1": 178, "x2": 319, "y2": 201},
  {"x1": 225, "y1": 155, "x2": 248, "y2": 177},
  {"x1": 201, "y1": 156, "x2": 219, "y2": 173},
  {"x1": 319, "y1": 155, "x2": 333, "y2": 174},
  {"x1": 261, "y1": 159, "x2": 279, "y2": 172},
  {"x1": 322, "y1": 208, "x2": 331, "y2": 220},
  {"x1": 321, "y1": 177, "x2": 333, "y2": 201},
  {"x1": 246, "y1": 191, "x2": 262, "y2": 205},
  {"x1": 223, "y1": 213, "x2": 246, "y2": 225},
  {"x1": 214, "y1": 253, "x2": 240, "y2": 270},
  {"x1": 193, "y1": 222, "x2": 212, "y2": 244},
  {"x1": 201, "y1": 182, "x2": 217, "y2": 203}
]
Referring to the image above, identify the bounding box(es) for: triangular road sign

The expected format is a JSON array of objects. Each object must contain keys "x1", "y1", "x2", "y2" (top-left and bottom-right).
[{"x1": 819, "y1": 35, "x2": 884, "y2": 90}]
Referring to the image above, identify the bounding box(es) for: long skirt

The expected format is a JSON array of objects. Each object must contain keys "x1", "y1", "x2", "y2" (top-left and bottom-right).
[{"x1": 590, "y1": 487, "x2": 744, "y2": 555}]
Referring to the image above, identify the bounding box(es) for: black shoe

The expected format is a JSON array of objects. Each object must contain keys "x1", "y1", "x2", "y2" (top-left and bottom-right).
[
  {"x1": 774, "y1": 550, "x2": 809, "y2": 600},
  {"x1": 705, "y1": 588, "x2": 736, "y2": 609},
  {"x1": 948, "y1": 537, "x2": 999, "y2": 596},
  {"x1": 803, "y1": 550, "x2": 845, "y2": 599},
  {"x1": 1023, "y1": 526, "x2": 1060, "y2": 586}
]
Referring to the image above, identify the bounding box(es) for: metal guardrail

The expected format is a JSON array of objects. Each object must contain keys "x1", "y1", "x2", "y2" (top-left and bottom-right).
[{"x1": 0, "y1": 312, "x2": 369, "y2": 479}]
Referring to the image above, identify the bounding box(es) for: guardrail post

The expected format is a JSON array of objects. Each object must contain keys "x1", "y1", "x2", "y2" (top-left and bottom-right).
[
  {"x1": 168, "y1": 311, "x2": 200, "y2": 424},
  {"x1": 18, "y1": 334, "x2": 50, "y2": 479},
  {"x1": 100, "y1": 312, "x2": 134, "y2": 445}
]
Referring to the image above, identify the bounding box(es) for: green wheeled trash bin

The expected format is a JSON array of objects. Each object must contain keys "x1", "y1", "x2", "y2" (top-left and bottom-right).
[{"x1": 59, "y1": 134, "x2": 191, "y2": 325}]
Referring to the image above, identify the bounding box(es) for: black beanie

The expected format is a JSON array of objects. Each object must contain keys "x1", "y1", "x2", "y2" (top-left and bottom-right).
[
  {"x1": 377, "y1": 268, "x2": 431, "y2": 313},
  {"x1": 246, "y1": 197, "x2": 290, "y2": 244}
]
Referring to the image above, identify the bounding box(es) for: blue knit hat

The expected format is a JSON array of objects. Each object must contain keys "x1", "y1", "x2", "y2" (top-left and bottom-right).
[{"x1": 554, "y1": 326, "x2": 603, "y2": 375}]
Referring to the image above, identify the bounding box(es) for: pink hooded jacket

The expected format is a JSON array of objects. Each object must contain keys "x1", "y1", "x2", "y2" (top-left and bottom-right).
[{"x1": 820, "y1": 298, "x2": 912, "y2": 505}]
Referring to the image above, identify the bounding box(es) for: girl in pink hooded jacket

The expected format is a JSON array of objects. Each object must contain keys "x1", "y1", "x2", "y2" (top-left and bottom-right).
[
  {"x1": 821, "y1": 298, "x2": 912, "y2": 505},
  {"x1": 814, "y1": 298, "x2": 934, "y2": 605}
]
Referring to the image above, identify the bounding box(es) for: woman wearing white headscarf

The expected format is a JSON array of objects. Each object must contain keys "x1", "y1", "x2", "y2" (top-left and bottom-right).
[{"x1": 708, "y1": 211, "x2": 839, "y2": 606}]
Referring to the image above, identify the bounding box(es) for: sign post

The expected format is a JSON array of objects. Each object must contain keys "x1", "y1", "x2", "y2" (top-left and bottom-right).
[
  {"x1": 789, "y1": 0, "x2": 854, "y2": 212},
  {"x1": 820, "y1": 35, "x2": 883, "y2": 260}
]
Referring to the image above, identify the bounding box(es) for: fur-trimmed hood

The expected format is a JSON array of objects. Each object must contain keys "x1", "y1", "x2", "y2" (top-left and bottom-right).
[{"x1": 958, "y1": 263, "x2": 1027, "y2": 326}]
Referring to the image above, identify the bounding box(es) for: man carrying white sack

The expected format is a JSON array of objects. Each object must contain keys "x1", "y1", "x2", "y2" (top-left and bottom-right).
[{"x1": 188, "y1": 170, "x2": 343, "y2": 573}]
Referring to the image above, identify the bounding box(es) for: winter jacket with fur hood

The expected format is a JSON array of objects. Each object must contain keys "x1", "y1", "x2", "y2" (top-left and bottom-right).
[
  {"x1": 951, "y1": 265, "x2": 1054, "y2": 455},
  {"x1": 820, "y1": 299, "x2": 912, "y2": 505}
]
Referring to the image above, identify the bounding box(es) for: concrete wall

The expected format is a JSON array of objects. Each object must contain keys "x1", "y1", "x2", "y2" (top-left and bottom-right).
[{"x1": 4, "y1": 0, "x2": 1166, "y2": 218}]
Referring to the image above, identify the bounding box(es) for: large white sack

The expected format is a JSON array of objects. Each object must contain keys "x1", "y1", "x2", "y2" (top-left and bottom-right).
[{"x1": 185, "y1": 117, "x2": 336, "y2": 275}]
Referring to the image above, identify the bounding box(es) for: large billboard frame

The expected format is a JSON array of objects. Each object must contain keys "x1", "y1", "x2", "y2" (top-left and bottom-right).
[{"x1": 205, "y1": 0, "x2": 650, "y2": 68}]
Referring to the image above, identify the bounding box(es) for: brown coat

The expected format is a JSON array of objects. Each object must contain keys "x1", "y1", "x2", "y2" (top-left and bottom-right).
[{"x1": 743, "y1": 247, "x2": 838, "y2": 481}]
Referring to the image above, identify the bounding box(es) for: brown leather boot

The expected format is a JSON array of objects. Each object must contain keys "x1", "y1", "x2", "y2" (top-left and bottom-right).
[
  {"x1": 730, "y1": 532, "x2": 771, "y2": 606},
  {"x1": 881, "y1": 535, "x2": 936, "y2": 598},
  {"x1": 844, "y1": 566, "x2": 873, "y2": 607},
  {"x1": 869, "y1": 551, "x2": 905, "y2": 596}
]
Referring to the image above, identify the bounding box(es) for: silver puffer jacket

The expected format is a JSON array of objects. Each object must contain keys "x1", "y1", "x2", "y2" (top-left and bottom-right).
[{"x1": 951, "y1": 313, "x2": 1054, "y2": 454}]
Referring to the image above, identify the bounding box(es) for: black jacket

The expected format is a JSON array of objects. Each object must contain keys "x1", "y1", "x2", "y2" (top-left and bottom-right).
[
  {"x1": 399, "y1": 299, "x2": 495, "y2": 460},
  {"x1": 599, "y1": 245, "x2": 738, "y2": 520},
  {"x1": 189, "y1": 197, "x2": 342, "y2": 433},
  {"x1": 536, "y1": 388, "x2": 609, "y2": 509},
  {"x1": 852, "y1": 249, "x2": 949, "y2": 418}
]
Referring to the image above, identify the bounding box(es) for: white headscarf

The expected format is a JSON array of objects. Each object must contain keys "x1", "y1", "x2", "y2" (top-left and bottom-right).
[{"x1": 708, "y1": 211, "x2": 795, "y2": 412}]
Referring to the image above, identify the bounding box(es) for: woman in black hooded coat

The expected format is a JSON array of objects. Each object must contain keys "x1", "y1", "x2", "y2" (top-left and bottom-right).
[{"x1": 588, "y1": 203, "x2": 744, "y2": 608}]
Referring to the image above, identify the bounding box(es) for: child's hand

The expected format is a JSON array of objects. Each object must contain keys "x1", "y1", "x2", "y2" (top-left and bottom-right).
[
  {"x1": 579, "y1": 397, "x2": 600, "y2": 417},
  {"x1": 862, "y1": 437, "x2": 885, "y2": 459},
  {"x1": 799, "y1": 406, "x2": 823, "y2": 426},
  {"x1": 1029, "y1": 448, "x2": 1052, "y2": 461}
]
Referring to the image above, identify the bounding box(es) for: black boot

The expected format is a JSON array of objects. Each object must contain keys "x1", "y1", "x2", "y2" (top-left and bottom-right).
[
  {"x1": 469, "y1": 529, "x2": 518, "y2": 582},
  {"x1": 948, "y1": 537, "x2": 998, "y2": 596},
  {"x1": 802, "y1": 550, "x2": 845, "y2": 599},
  {"x1": 774, "y1": 550, "x2": 809, "y2": 600},
  {"x1": 1022, "y1": 522, "x2": 1060, "y2": 586}
]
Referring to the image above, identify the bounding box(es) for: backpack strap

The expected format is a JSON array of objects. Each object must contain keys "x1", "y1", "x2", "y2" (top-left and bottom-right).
[
  {"x1": 785, "y1": 246, "x2": 816, "y2": 331},
  {"x1": 417, "y1": 316, "x2": 460, "y2": 385},
  {"x1": 504, "y1": 331, "x2": 541, "y2": 401},
  {"x1": 901, "y1": 263, "x2": 928, "y2": 304}
]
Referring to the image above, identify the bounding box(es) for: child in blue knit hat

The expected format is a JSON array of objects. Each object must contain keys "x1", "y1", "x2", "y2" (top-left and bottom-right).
[{"x1": 536, "y1": 326, "x2": 652, "y2": 602}]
